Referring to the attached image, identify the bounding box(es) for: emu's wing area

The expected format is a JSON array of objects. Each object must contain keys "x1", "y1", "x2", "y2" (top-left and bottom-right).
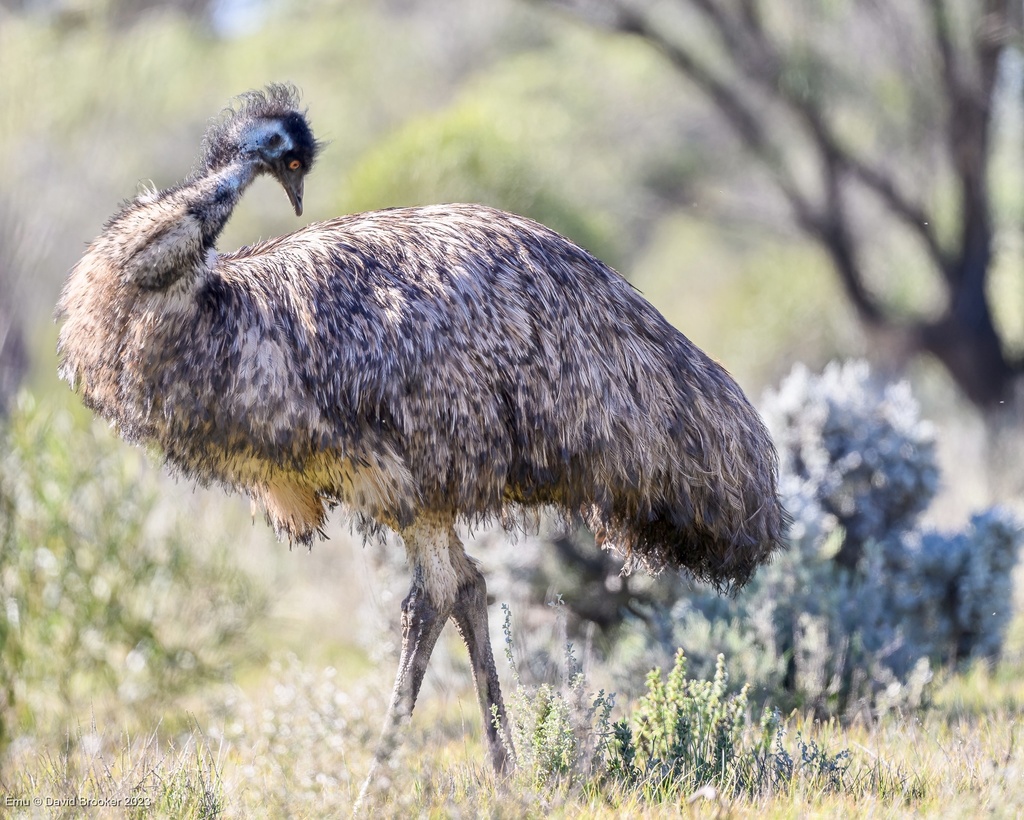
[{"x1": 221, "y1": 204, "x2": 784, "y2": 587}]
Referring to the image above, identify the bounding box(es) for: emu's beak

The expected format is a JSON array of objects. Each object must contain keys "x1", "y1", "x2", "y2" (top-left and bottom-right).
[{"x1": 282, "y1": 176, "x2": 304, "y2": 217}]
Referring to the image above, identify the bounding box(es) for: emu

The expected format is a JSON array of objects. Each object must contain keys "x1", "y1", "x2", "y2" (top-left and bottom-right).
[{"x1": 57, "y1": 85, "x2": 785, "y2": 793}]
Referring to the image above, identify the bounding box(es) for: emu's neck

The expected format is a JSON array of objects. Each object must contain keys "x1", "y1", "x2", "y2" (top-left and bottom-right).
[{"x1": 108, "y1": 158, "x2": 257, "y2": 290}]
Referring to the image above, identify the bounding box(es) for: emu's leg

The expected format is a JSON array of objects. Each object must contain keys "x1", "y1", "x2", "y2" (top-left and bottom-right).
[
  {"x1": 450, "y1": 557, "x2": 514, "y2": 773},
  {"x1": 355, "y1": 565, "x2": 450, "y2": 811},
  {"x1": 356, "y1": 520, "x2": 513, "y2": 812},
  {"x1": 377, "y1": 569, "x2": 449, "y2": 758}
]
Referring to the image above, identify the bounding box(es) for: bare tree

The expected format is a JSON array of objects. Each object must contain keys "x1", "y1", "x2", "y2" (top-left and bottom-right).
[{"x1": 533, "y1": 0, "x2": 1023, "y2": 412}]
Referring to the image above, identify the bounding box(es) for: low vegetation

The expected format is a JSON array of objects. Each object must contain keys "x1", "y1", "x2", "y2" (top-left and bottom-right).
[
  {"x1": 2, "y1": 639, "x2": 1019, "y2": 817},
  {"x1": 516, "y1": 362, "x2": 1023, "y2": 719},
  {"x1": 0, "y1": 396, "x2": 268, "y2": 755}
]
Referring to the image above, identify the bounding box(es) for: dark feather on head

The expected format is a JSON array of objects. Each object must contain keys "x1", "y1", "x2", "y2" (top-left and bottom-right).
[{"x1": 197, "y1": 83, "x2": 321, "y2": 174}]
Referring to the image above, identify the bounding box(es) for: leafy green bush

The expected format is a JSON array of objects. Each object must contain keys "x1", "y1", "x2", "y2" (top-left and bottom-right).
[
  {"x1": 497, "y1": 602, "x2": 615, "y2": 788},
  {"x1": 610, "y1": 651, "x2": 772, "y2": 790},
  {"x1": 0, "y1": 393, "x2": 268, "y2": 750},
  {"x1": 608, "y1": 650, "x2": 858, "y2": 799},
  {"x1": 494, "y1": 605, "x2": 862, "y2": 801}
]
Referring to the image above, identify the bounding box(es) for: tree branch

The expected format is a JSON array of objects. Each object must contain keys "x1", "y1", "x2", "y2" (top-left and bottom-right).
[
  {"x1": 613, "y1": 6, "x2": 771, "y2": 162},
  {"x1": 690, "y1": 0, "x2": 951, "y2": 271},
  {"x1": 608, "y1": 5, "x2": 823, "y2": 237},
  {"x1": 925, "y1": 0, "x2": 958, "y2": 92},
  {"x1": 534, "y1": 0, "x2": 1022, "y2": 404}
]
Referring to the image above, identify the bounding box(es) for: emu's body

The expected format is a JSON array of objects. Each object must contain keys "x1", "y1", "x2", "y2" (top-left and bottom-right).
[{"x1": 57, "y1": 87, "x2": 785, "y2": 797}]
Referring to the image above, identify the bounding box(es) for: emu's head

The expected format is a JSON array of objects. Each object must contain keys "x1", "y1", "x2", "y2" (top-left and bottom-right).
[{"x1": 199, "y1": 83, "x2": 321, "y2": 216}]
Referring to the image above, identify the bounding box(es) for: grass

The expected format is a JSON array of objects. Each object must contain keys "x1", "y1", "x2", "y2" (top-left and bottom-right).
[
  {"x1": 2, "y1": 644, "x2": 1023, "y2": 818},
  {"x1": 3, "y1": 725, "x2": 223, "y2": 819}
]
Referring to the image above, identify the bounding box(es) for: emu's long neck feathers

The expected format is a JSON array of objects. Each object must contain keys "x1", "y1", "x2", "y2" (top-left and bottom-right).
[
  {"x1": 73, "y1": 84, "x2": 316, "y2": 293},
  {"x1": 105, "y1": 158, "x2": 255, "y2": 290}
]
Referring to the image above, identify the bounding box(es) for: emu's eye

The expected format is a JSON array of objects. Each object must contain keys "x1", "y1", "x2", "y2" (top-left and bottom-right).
[{"x1": 288, "y1": 159, "x2": 301, "y2": 171}]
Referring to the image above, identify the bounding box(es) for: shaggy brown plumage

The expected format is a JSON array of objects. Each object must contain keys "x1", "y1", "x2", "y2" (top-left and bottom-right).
[
  {"x1": 58, "y1": 198, "x2": 784, "y2": 586},
  {"x1": 56, "y1": 85, "x2": 785, "y2": 794}
]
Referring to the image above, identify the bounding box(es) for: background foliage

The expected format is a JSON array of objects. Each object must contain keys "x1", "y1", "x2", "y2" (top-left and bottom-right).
[{"x1": 0, "y1": 396, "x2": 268, "y2": 750}]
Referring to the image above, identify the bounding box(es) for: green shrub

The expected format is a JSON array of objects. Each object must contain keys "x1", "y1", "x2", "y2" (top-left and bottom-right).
[
  {"x1": 498, "y1": 602, "x2": 615, "y2": 788},
  {"x1": 341, "y1": 85, "x2": 621, "y2": 267},
  {"x1": 609, "y1": 650, "x2": 854, "y2": 799},
  {"x1": 0, "y1": 393, "x2": 268, "y2": 750}
]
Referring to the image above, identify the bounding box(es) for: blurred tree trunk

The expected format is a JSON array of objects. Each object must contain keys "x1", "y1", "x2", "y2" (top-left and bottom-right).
[
  {"x1": 0, "y1": 196, "x2": 27, "y2": 415},
  {"x1": 533, "y1": 0, "x2": 1024, "y2": 421},
  {"x1": 0, "y1": 284, "x2": 26, "y2": 416}
]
